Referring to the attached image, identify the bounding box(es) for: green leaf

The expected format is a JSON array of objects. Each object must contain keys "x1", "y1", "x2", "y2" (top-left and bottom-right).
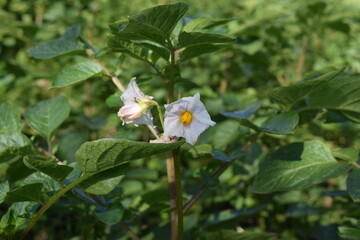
[
  {"x1": 259, "y1": 111, "x2": 299, "y2": 134},
  {"x1": 4, "y1": 183, "x2": 43, "y2": 203},
  {"x1": 27, "y1": 25, "x2": 84, "y2": 59},
  {"x1": 178, "y1": 32, "x2": 235, "y2": 47},
  {"x1": 250, "y1": 140, "x2": 351, "y2": 193},
  {"x1": 338, "y1": 226, "x2": 360, "y2": 240},
  {"x1": 52, "y1": 61, "x2": 103, "y2": 88},
  {"x1": 0, "y1": 103, "x2": 22, "y2": 134},
  {"x1": 203, "y1": 230, "x2": 276, "y2": 240},
  {"x1": 130, "y1": 2, "x2": 189, "y2": 36},
  {"x1": 24, "y1": 96, "x2": 71, "y2": 140},
  {"x1": 270, "y1": 68, "x2": 344, "y2": 108},
  {"x1": 307, "y1": 75, "x2": 360, "y2": 122},
  {"x1": 221, "y1": 102, "x2": 261, "y2": 119},
  {"x1": 27, "y1": 39, "x2": 84, "y2": 59},
  {"x1": 183, "y1": 18, "x2": 233, "y2": 32},
  {"x1": 23, "y1": 157, "x2": 73, "y2": 182},
  {"x1": 75, "y1": 138, "x2": 184, "y2": 174},
  {"x1": 213, "y1": 120, "x2": 240, "y2": 148},
  {"x1": 347, "y1": 169, "x2": 360, "y2": 202},
  {"x1": 107, "y1": 35, "x2": 152, "y2": 62},
  {"x1": 222, "y1": 111, "x2": 299, "y2": 135},
  {"x1": 110, "y1": 21, "x2": 166, "y2": 45},
  {"x1": 80, "y1": 163, "x2": 129, "y2": 195},
  {"x1": 0, "y1": 133, "x2": 32, "y2": 162},
  {"x1": 95, "y1": 204, "x2": 124, "y2": 225},
  {"x1": 180, "y1": 43, "x2": 229, "y2": 62},
  {"x1": 0, "y1": 181, "x2": 10, "y2": 204},
  {"x1": 332, "y1": 148, "x2": 359, "y2": 163}
]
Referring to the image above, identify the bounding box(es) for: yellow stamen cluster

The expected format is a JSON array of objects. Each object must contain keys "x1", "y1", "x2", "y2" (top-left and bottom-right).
[{"x1": 180, "y1": 111, "x2": 193, "y2": 126}]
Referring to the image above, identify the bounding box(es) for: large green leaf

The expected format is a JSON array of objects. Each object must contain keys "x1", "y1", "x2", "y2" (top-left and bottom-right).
[
  {"x1": 183, "y1": 18, "x2": 234, "y2": 32},
  {"x1": 222, "y1": 111, "x2": 299, "y2": 135},
  {"x1": 107, "y1": 35, "x2": 152, "y2": 62},
  {"x1": 0, "y1": 133, "x2": 32, "y2": 162},
  {"x1": 0, "y1": 181, "x2": 10, "y2": 204},
  {"x1": 0, "y1": 103, "x2": 22, "y2": 134},
  {"x1": 4, "y1": 183, "x2": 43, "y2": 203},
  {"x1": 130, "y1": 2, "x2": 189, "y2": 36},
  {"x1": 250, "y1": 140, "x2": 351, "y2": 193},
  {"x1": 27, "y1": 39, "x2": 83, "y2": 59},
  {"x1": 27, "y1": 25, "x2": 83, "y2": 59},
  {"x1": 24, "y1": 96, "x2": 71, "y2": 140},
  {"x1": 23, "y1": 157, "x2": 73, "y2": 182},
  {"x1": 178, "y1": 32, "x2": 235, "y2": 47},
  {"x1": 203, "y1": 230, "x2": 276, "y2": 240},
  {"x1": 110, "y1": 21, "x2": 166, "y2": 45},
  {"x1": 75, "y1": 138, "x2": 184, "y2": 174},
  {"x1": 52, "y1": 61, "x2": 103, "y2": 88},
  {"x1": 307, "y1": 76, "x2": 360, "y2": 122},
  {"x1": 270, "y1": 68, "x2": 344, "y2": 108},
  {"x1": 79, "y1": 163, "x2": 129, "y2": 195},
  {"x1": 347, "y1": 169, "x2": 360, "y2": 202},
  {"x1": 180, "y1": 43, "x2": 229, "y2": 62}
]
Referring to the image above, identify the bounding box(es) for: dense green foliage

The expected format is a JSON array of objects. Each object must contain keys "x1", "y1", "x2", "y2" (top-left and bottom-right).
[{"x1": 1, "y1": 0, "x2": 360, "y2": 239}]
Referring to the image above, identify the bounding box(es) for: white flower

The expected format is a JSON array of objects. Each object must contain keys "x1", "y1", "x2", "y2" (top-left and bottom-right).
[
  {"x1": 118, "y1": 78, "x2": 154, "y2": 126},
  {"x1": 163, "y1": 92, "x2": 216, "y2": 145}
]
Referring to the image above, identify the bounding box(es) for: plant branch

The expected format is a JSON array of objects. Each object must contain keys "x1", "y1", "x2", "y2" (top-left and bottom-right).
[
  {"x1": 19, "y1": 174, "x2": 91, "y2": 239},
  {"x1": 183, "y1": 132, "x2": 264, "y2": 214},
  {"x1": 293, "y1": 37, "x2": 308, "y2": 84}
]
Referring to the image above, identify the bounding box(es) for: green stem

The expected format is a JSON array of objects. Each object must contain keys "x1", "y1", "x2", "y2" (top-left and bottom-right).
[
  {"x1": 173, "y1": 149, "x2": 183, "y2": 240},
  {"x1": 19, "y1": 174, "x2": 91, "y2": 240},
  {"x1": 153, "y1": 101, "x2": 165, "y2": 130}
]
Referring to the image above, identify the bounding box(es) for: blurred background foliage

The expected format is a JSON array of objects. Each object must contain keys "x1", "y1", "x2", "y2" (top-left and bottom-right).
[{"x1": 1, "y1": 0, "x2": 360, "y2": 239}]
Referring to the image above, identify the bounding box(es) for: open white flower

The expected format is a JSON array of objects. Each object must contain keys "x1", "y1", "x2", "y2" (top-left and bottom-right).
[
  {"x1": 118, "y1": 78, "x2": 154, "y2": 126},
  {"x1": 163, "y1": 92, "x2": 216, "y2": 145}
]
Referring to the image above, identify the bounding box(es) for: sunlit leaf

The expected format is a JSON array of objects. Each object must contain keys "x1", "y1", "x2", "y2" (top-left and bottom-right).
[
  {"x1": 52, "y1": 61, "x2": 103, "y2": 88},
  {"x1": 0, "y1": 133, "x2": 32, "y2": 162},
  {"x1": 75, "y1": 138, "x2": 184, "y2": 174},
  {"x1": 0, "y1": 103, "x2": 22, "y2": 134},
  {"x1": 24, "y1": 96, "x2": 71, "y2": 140},
  {"x1": 178, "y1": 32, "x2": 235, "y2": 47}
]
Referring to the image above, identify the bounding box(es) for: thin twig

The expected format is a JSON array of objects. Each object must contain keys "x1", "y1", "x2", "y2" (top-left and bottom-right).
[
  {"x1": 120, "y1": 222, "x2": 141, "y2": 240},
  {"x1": 293, "y1": 37, "x2": 308, "y2": 84},
  {"x1": 183, "y1": 132, "x2": 264, "y2": 214}
]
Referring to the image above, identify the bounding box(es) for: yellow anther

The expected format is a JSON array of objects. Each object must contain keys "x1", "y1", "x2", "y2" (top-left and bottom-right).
[{"x1": 181, "y1": 111, "x2": 193, "y2": 126}]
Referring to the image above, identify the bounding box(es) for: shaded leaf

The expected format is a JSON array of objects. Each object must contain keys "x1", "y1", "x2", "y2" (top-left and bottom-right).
[
  {"x1": 203, "y1": 230, "x2": 276, "y2": 240},
  {"x1": 52, "y1": 61, "x2": 103, "y2": 88},
  {"x1": 80, "y1": 163, "x2": 129, "y2": 195},
  {"x1": 250, "y1": 140, "x2": 351, "y2": 193},
  {"x1": 23, "y1": 157, "x2": 73, "y2": 182},
  {"x1": 178, "y1": 32, "x2": 235, "y2": 47},
  {"x1": 338, "y1": 226, "x2": 360, "y2": 240},
  {"x1": 75, "y1": 138, "x2": 184, "y2": 174},
  {"x1": 183, "y1": 18, "x2": 233, "y2": 32},
  {"x1": 108, "y1": 35, "x2": 152, "y2": 62},
  {"x1": 24, "y1": 96, "x2": 71, "y2": 139},
  {"x1": 307, "y1": 75, "x2": 360, "y2": 122},
  {"x1": 27, "y1": 39, "x2": 83, "y2": 59},
  {"x1": 347, "y1": 169, "x2": 360, "y2": 202},
  {"x1": 95, "y1": 204, "x2": 124, "y2": 225},
  {"x1": 221, "y1": 101, "x2": 261, "y2": 119},
  {"x1": 222, "y1": 111, "x2": 299, "y2": 135},
  {"x1": 270, "y1": 68, "x2": 344, "y2": 108},
  {"x1": 0, "y1": 103, "x2": 22, "y2": 134},
  {"x1": 4, "y1": 183, "x2": 43, "y2": 203},
  {"x1": 180, "y1": 43, "x2": 229, "y2": 62}
]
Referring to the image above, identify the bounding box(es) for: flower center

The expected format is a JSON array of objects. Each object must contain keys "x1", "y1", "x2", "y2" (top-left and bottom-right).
[{"x1": 181, "y1": 111, "x2": 193, "y2": 126}]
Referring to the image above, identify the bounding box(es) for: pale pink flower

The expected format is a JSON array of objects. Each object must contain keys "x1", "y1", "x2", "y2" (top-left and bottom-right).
[
  {"x1": 118, "y1": 78, "x2": 154, "y2": 126},
  {"x1": 163, "y1": 93, "x2": 216, "y2": 145}
]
